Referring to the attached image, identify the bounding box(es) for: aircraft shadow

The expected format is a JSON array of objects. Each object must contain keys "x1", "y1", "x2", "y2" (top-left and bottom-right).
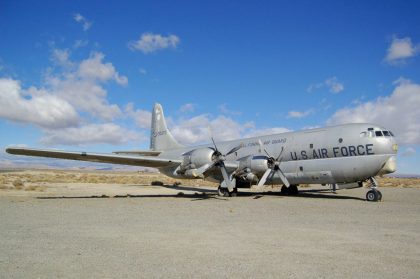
[{"x1": 36, "y1": 185, "x2": 365, "y2": 201}]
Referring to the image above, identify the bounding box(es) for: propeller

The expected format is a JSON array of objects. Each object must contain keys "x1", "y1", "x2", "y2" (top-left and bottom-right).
[
  {"x1": 208, "y1": 138, "x2": 243, "y2": 192},
  {"x1": 256, "y1": 140, "x2": 290, "y2": 189}
]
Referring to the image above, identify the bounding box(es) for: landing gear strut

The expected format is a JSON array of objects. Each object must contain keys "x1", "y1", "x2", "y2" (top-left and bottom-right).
[{"x1": 366, "y1": 177, "x2": 382, "y2": 202}]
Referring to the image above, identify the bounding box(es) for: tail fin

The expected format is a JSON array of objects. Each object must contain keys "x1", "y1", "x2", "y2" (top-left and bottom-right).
[{"x1": 150, "y1": 103, "x2": 183, "y2": 151}]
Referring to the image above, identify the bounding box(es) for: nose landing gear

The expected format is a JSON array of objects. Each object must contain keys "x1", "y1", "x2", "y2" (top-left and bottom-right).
[{"x1": 366, "y1": 177, "x2": 382, "y2": 202}]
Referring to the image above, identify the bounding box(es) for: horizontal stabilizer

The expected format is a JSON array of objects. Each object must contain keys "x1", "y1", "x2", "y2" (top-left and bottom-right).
[{"x1": 112, "y1": 150, "x2": 161, "y2": 156}]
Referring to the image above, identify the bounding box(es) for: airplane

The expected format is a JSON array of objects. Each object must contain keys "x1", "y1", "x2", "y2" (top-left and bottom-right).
[{"x1": 6, "y1": 103, "x2": 398, "y2": 202}]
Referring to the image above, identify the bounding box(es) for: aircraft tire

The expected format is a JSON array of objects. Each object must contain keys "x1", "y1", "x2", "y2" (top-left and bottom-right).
[
  {"x1": 366, "y1": 189, "x2": 379, "y2": 202},
  {"x1": 281, "y1": 185, "x2": 289, "y2": 195},
  {"x1": 218, "y1": 186, "x2": 233, "y2": 197},
  {"x1": 377, "y1": 190, "x2": 382, "y2": 201},
  {"x1": 289, "y1": 185, "x2": 299, "y2": 195}
]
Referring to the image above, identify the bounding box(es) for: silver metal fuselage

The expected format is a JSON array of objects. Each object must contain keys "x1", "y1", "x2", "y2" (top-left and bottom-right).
[{"x1": 158, "y1": 123, "x2": 397, "y2": 185}]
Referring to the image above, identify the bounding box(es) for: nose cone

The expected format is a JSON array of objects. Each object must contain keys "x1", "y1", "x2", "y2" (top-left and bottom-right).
[{"x1": 378, "y1": 156, "x2": 397, "y2": 175}]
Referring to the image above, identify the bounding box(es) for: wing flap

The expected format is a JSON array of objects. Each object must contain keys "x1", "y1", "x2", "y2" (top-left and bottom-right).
[{"x1": 6, "y1": 147, "x2": 180, "y2": 168}]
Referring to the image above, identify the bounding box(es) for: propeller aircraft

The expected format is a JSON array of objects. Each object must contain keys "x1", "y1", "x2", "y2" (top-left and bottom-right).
[{"x1": 6, "y1": 103, "x2": 398, "y2": 201}]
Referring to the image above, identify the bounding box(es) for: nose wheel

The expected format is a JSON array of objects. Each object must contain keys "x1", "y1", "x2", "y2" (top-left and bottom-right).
[
  {"x1": 366, "y1": 177, "x2": 382, "y2": 202},
  {"x1": 366, "y1": 189, "x2": 382, "y2": 202}
]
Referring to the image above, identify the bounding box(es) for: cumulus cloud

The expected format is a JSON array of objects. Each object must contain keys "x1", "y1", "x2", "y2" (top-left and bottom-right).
[
  {"x1": 179, "y1": 103, "x2": 195, "y2": 113},
  {"x1": 73, "y1": 13, "x2": 92, "y2": 31},
  {"x1": 384, "y1": 36, "x2": 419, "y2": 65},
  {"x1": 78, "y1": 52, "x2": 128, "y2": 85},
  {"x1": 307, "y1": 77, "x2": 344, "y2": 94},
  {"x1": 128, "y1": 33, "x2": 180, "y2": 54},
  {"x1": 0, "y1": 78, "x2": 79, "y2": 129},
  {"x1": 327, "y1": 78, "x2": 420, "y2": 145},
  {"x1": 46, "y1": 50, "x2": 127, "y2": 121},
  {"x1": 125, "y1": 103, "x2": 152, "y2": 129},
  {"x1": 40, "y1": 123, "x2": 143, "y2": 146},
  {"x1": 219, "y1": 103, "x2": 241, "y2": 115},
  {"x1": 0, "y1": 49, "x2": 139, "y2": 147},
  {"x1": 169, "y1": 113, "x2": 290, "y2": 146},
  {"x1": 287, "y1": 109, "x2": 313, "y2": 118}
]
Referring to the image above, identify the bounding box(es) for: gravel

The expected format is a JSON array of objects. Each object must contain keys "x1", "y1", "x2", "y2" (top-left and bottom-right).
[{"x1": 0, "y1": 186, "x2": 419, "y2": 278}]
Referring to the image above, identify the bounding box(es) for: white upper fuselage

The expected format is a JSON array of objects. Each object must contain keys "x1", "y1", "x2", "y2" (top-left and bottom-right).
[{"x1": 158, "y1": 123, "x2": 397, "y2": 185}]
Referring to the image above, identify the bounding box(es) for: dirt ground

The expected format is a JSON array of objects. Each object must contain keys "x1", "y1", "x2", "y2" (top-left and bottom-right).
[{"x1": 0, "y1": 169, "x2": 419, "y2": 278}]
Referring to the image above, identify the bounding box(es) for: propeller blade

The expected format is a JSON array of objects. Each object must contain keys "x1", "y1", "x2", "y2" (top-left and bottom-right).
[
  {"x1": 257, "y1": 169, "x2": 272, "y2": 188},
  {"x1": 195, "y1": 161, "x2": 217, "y2": 176},
  {"x1": 275, "y1": 168, "x2": 290, "y2": 187},
  {"x1": 276, "y1": 146, "x2": 285, "y2": 161},
  {"x1": 219, "y1": 163, "x2": 234, "y2": 191},
  {"x1": 211, "y1": 137, "x2": 218, "y2": 152},
  {"x1": 226, "y1": 143, "x2": 243, "y2": 156}
]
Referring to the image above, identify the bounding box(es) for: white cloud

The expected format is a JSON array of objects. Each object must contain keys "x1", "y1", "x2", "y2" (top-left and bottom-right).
[
  {"x1": 169, "y1": 113, "x2": 290, "y2": 146},
  {"x1": 325, "y1": 77, "x2": 344, "y2": 93},
  {"x1": 40, "y1": 123, "x2": 143, "y2": 146},
  {"x1": 73, "y1": 13, "x2": 92, "y2": 31},
  {"x1": 219, "y1": 103, "x2": 241, "y2": 115},
  {"x1": 128, "y1": 33, "x2": 180, "y2": 54},
  {"x1": 170, "y1": 115, "x2": 243, "y2": 145},
  {"x1": 125, "y1": 103, "x2": 152, "y2": 129},
  {"x1": 384, "y1": 36, "x2": 419, "y2": 65},
  {"x1": 327, "y1": 78, "x2": 420, "y2": 145},
  {"x1": 307, "y1": 76, "x2": 344, "y2": 94},
  {"x1": 287, "y1": 109, "x2": 313, "y2": 118},
  {"x1": 45, "y1": 50, "x2": 127, "y2": 121},
  {"x1": 78, "y1": 52, "x2": 128, "y2": 85},
  {"x1": 401, "y1": 147, "x2": 416, "y2": 157},
  {"x1": 179, "y1": 103, "x2": 195, "y2": 113},
  {"x1": 0, "y1": 78, "x2": 79, "y2": 129},
  {"x1": 0, "y1": 49, "x2": 142, "y2": 147},
  {"x1": 73, "y1": 40, "x2": 88, "y2": 49},
  {"x1": 139, "y1": 68, "x2": 147, "y2": 75}
]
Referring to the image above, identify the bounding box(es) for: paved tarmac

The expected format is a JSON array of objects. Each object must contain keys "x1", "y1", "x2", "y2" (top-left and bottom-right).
[{"x1": 0, "y1": 186, "x2": 419, "y2": 278}]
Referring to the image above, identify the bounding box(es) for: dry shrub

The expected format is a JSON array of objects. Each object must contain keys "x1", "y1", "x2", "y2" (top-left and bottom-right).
[
  {"x1": 24, "y1": 185, "x2": 45, "y2": 192},
  {"x1": 13, "y1": 179, "x2": 24, "y2": 190},
  {"x1": 0, "y1": 185, "x2": 11, "y2": 190}
]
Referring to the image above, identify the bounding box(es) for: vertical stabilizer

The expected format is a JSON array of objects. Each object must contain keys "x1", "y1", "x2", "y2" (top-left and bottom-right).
[{"x1": 150, "y1": 103, "x2": 183, "y2": 150}]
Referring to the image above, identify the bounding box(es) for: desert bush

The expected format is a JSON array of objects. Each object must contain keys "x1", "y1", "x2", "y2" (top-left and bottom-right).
[{"x1": 12, "y1": 179, "x2": 24, "y2": 190}]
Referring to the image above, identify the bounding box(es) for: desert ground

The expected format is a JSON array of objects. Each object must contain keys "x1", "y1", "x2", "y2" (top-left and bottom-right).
[{"x1": 0, "y1": 169, "x2": 419, "y2": 278}]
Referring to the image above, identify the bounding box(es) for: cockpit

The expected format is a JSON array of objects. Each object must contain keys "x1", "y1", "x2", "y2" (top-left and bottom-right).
[{"x1": 360, "y1": 127, "x2": 395, "y2": 138}]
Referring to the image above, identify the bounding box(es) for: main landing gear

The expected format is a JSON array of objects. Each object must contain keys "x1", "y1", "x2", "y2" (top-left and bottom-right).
[
  {"x1": 366, "y1": 177, "x2": 382, "y2": 202},
  {"x1": 280, "y1": 184, "x2": 299, "y2": 195},
  {"x1": 217, "y1": 185, "x2": 238, "y2": 197}
]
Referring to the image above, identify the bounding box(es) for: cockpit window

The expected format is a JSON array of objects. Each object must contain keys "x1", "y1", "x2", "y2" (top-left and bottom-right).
[
  {"x1": 389, "y1": 131, "x2": 395, "y2": 136},
  {"x1": 375, "y1": 131, "x2": 383, "y2": 137},
  {"x1": 383, "y1": 131, "x2": 391, "y2": 137}
]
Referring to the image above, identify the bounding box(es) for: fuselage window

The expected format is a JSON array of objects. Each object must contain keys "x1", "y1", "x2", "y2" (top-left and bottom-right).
[
  {"x1": 375, "y1": 131, "x2": 383, "y2": 137},
  {"x1": 383, "y1": 131, "x2": 391, "y2": 137}
]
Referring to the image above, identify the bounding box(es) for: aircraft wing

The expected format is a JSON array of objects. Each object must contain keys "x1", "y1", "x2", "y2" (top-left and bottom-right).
[{"x1": 6, "y1": 147, "x2": 181, "y2": 168}]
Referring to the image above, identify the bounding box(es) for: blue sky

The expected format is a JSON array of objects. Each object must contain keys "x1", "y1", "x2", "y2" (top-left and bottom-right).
[{"x1": 0, "y1": 0, "x2": 419, "y2": 174}]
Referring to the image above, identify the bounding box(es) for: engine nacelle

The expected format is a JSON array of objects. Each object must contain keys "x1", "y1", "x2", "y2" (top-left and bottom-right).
[
  {"x1": 176, "y1": 148, "x2": 215, "y2": 178},
  {"x1": 238, "y1": 155, "x2": 270, "y2": 176}
]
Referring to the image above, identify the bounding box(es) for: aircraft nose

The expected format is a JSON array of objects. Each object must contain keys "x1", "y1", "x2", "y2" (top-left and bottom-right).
[{"x1": 378, "y1": 155, "x2": 397, "y2": 175}]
